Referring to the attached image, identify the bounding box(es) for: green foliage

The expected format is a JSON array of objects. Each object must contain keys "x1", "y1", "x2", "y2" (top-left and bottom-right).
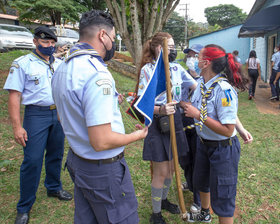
[
  {"x1": 11, "y1": 0, "x2": 87, "y2": 25},
  {"x1": 163, "y1": 12, "x2": 185, "y2": 49},
  {"x1": 73, "y1": 0, "x2": 106, "y2": 11},
  {"x1": 0, "y1": 0, "x2": 9, "y2": 13},
  {"x1": 204, "y1": 4, "x2": 247, "y2": 28}
]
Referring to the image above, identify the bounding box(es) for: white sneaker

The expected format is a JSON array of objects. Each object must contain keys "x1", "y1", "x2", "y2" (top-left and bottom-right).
[
  {"x1": 181, "y1": 182, "x2": 189, "y2": 191},
  {"x1": 190, "y1": 203, "x2": 201, "y2": 214},
  {"x1": 187, "y1": 210, "x2": 211, "y2": 223}
]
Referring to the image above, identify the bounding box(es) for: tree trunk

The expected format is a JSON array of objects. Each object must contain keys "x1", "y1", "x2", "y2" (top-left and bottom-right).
[{"x1": 104, "y1": 0, "x2": 180, "y2": 75}]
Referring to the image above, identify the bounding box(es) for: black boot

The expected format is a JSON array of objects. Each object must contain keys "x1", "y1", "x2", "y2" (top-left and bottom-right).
[
  {"x1": 14, "y1": 212, "x2": 29, "y2": 224},
  {"x1": 150, "y1": 212, "x2": 166, "y2": 224},
  {"x1": 161, "y1": 198, "x2": 180, "y2": 214}
]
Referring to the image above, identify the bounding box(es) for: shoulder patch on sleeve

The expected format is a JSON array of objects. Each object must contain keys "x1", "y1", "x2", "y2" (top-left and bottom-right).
[
  {"x1": 96, "y1": 79, "x2": 112, "y2": 87},
  {"x1": 11, "y1": 62, "x2": 19, "y2": 69},
  {"x1": 221, "y1": 98, "x2": 231, "y2": 107}
]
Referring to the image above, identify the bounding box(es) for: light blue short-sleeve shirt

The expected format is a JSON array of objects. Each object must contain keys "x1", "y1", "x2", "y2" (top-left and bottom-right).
[
  {"x1": 271, "y1": 51, "x2": 280, "y2": 70},
  {"x1": 137, "y1": 61, "x2": 196, "y2": 104},
  {"x1": 3, "y1": 52, "x2": 62, "y2": 106},
  {"x1": 52, "y1": 46, "x2": 125, "y2": 160},
  {"x1": 191, "y1": 75, "x2": 238, "y2": 140}
]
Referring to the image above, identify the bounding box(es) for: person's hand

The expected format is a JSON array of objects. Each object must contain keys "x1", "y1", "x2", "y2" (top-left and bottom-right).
[
  {"x1": 118, "y1": 93, "x2": 125, "y2": 104},
  {"x1": 273, "y1": 80, "x2": 277, "y2": 85},
  {"x1": 160, "y1": 101, "x2": 177, "y2": 115},
  {"x1": 134, "y1": 125, "x2": 148, "y2": 139},
  {"x1": 13, "y1": 126, "x2": 28, "y2": 147},
  {"x1": 238, "y1": 128, "x2": 253, "y2": 144},
  {"x1": 184, "y1": 102, "x2": 200, "y2": 120}
]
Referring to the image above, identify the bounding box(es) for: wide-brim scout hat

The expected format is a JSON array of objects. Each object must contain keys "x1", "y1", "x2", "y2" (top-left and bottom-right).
[{"x1": 34, "y1": 26, "x2": 57, "y2": 42}]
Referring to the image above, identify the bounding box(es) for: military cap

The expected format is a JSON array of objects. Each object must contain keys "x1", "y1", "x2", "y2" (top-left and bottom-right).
[{"x1": 34, "y1": 26, "x2": 57, "y2": 42}]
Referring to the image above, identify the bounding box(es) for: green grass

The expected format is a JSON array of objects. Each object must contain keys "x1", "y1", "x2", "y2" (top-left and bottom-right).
[{"x1": 1, "y1": 50, "x2": 280, "y2": 223}]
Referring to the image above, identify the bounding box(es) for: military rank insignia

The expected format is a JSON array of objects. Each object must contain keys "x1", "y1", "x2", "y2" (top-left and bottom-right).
[
  {"x1": 40, "y1": 33, "x2": 46, "y2": 38},
  {"x1": 221, "y1": 98, "x2": 231, "y2": 107},
  {"x1": 103, "y1": 88, "x2": 111, "y2": 95}
]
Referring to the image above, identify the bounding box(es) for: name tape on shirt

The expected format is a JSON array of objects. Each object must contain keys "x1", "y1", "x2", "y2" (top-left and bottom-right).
[
  {"x1": 96, "y1": 79, "x2": 112, "y2": 87},
  {"x1": 221, "y1": 98, "x2": 231, "y2": 107}
]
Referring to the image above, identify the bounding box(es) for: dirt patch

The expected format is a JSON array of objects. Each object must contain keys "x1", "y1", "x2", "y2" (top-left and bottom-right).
[{"x1": 250, "y1": 81, "x2": 279, "y2": 115}]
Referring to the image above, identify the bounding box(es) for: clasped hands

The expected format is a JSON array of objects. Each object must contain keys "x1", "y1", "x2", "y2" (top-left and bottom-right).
[{"x1": 180, "y1": 101, "x2": 200, "y2": 120}]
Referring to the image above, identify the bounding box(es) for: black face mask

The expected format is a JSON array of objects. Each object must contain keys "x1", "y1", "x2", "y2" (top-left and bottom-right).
[
  {"x1": 103, "y1": 33, "x2": 116, "y2": 61},
  {"x1": 168, "y1": 49, "x2": 177, "y2": 62}
]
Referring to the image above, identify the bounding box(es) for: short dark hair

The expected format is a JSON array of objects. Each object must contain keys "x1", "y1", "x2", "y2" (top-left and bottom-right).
[
  {"x1": 79, "y1": 10, "x2": 114, "y2": 40},
  {"x1": 233, "y1": 50, "x2": 239, "y2": 56}
]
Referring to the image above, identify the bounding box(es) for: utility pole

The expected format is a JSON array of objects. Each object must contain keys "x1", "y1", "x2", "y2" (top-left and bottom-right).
[
  {"x1": 179, "y1": 2, "x2": 188, "y2": 48},
  {"x1": 184, "y1": 3, "x2": 188, "y2": 48}
]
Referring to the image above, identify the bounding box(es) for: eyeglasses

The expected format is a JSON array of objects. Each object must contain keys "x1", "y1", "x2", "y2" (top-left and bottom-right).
[{"x1": 168, "y1": 45, "x2": 175, "y2": 50}]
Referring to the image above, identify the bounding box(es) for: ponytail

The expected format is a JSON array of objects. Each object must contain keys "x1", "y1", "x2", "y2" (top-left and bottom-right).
[{"x1": 203, "y1": 44, "x2": 248, "y2": 90}]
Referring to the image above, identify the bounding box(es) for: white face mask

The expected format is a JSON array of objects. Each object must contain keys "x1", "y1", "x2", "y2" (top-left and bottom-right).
[
  {"x1": 274, "y1": 48, "x2": 278, "y2": 53},
  {"x1": 186, "y1": 57, "x2": 198, "y2": 71},
  {"x1": 186, "y1": 57, "x2": 201, "y2": 75}
]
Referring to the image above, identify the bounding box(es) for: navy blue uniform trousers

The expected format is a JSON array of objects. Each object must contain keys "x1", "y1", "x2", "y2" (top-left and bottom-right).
[
  {"x1": 270, "y1": 69, "x2": 280, "y2": 99},
  {"x1": 17, "y1": 105, "x2": 65, "y2": 213},
  {"x1": 66, "y1": 149, "x2": 139, "y2": 224}
]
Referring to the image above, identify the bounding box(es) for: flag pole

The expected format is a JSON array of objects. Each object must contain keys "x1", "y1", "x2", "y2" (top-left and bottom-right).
[{"x1": 162, "y1": 38, "x2": 187, "y2": 219}]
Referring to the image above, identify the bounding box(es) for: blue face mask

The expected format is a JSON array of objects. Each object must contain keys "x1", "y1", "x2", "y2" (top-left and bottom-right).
[
  {"x1": 194, "y1": 60, "x2": 201, "y2": 75},
  {"x1": 38, "y1": 44, "x2": 55, "y2": 56}
]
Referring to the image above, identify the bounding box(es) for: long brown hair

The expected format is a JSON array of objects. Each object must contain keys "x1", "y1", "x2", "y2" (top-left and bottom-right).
[{"x1": 135, "y1": 32, "x2": 172, "y2": 94}]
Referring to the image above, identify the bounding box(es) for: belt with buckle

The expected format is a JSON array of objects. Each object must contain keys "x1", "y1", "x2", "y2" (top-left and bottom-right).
[
  {"x1": 26, "y1": 104, "x2": 56, "y2": 110},
  {"x1": 200, "y1": 137, "x2": 232, "y2": 148},
  {"x1": 70, "y1": 148, "x2": 124, "y2": 164}
]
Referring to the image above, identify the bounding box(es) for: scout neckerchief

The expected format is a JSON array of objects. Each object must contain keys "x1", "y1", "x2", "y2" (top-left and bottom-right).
[
  {"x1": 185, "y1": 75, "x2": 228, "y2": 131},
  {"x1": 65, "y1": 42, "x2": 104, "y2": 64},
  {"x1": 31, "y1": 49, "x2": 55, "y2": 74}
]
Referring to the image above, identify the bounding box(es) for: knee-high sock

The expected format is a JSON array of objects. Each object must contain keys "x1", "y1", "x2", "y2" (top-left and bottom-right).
[
  {"x1": 162, "y1": 178, "x2": 172, "y2": 200},
  {"x1": 151, "y1": 186, "x2": 163, "y2": 213}
]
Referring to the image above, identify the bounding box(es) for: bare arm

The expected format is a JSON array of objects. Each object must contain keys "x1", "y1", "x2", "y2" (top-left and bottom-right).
[
  {"x1": 184, "y1": 102, "x2": 235, "y2": 137},
  {"x1": 88, "y1": 123, "x2": 148, "y2": 151},
  {"x1": 274, "y1": 72, "x2": 280, "y2": 85},
  {"x1": 8, "y1": 90, "x2": 28, "y2": 147},
  {"x1": 235, "y1": 117, "x2": 253, "y2": 144}
]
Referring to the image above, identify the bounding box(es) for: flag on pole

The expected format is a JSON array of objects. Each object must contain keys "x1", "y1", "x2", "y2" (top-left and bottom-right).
[{"x1": 134, "y1": 50, "x2": 166, "y2": 126}]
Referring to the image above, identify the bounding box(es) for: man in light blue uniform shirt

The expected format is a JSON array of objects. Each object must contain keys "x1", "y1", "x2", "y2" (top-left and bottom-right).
[
  {"x1": 3, "y1": 26, "x2": 72, "y2": 224},
  {"x1": 52, "y1": 10, "x2": 148, "y2": 224},
  {"x1": 270, "y1": 45, "x2": 280, "y2": 100}
]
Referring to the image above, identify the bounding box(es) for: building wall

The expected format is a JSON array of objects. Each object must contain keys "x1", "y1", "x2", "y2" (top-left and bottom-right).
[
  {"x1": 189, "y1": 25, "x2": 250, "y2": 64},
  {"x1": 248, "y1": 0, "x2": 280, "y2": 82}
]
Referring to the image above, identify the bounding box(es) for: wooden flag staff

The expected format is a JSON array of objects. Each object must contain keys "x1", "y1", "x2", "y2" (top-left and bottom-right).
[{"x1": 162, "y1": 37, "x2": 187, "y2": 219}]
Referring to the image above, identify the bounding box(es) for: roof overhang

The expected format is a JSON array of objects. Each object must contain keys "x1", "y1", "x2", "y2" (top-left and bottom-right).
[{"x1": 239, "y1": 5, "x2": 280, "y2": 38}]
